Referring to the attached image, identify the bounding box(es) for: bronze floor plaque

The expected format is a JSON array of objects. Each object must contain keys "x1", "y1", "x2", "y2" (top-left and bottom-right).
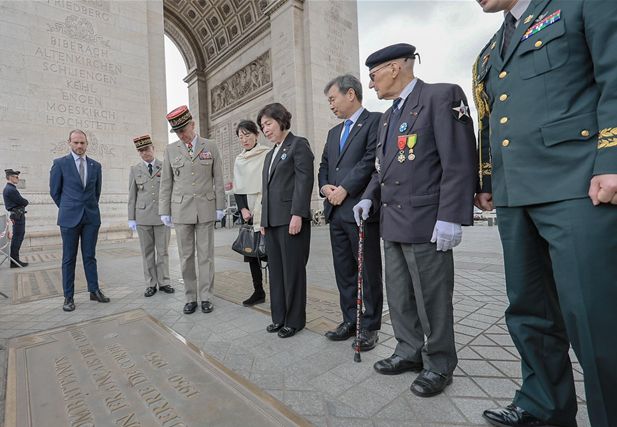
[{"x1": 4, "y1": 309, "x2": 311, "y2": 427}]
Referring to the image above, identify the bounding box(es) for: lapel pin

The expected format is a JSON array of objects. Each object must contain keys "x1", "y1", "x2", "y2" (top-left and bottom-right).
[
  {"x1": 490, "y1": 40, "x2": 496, "y2": 50},
  {"x1": 399, "y1": 122, "x2": 408, "y2": 133},
  {"x1": 281, "y1": 153, "x2": 287, "y2": 160}
]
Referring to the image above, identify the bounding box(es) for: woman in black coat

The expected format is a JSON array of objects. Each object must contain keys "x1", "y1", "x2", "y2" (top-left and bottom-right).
[{"x1": 258, "y1": 103, "x2": 314, "y2": 338}]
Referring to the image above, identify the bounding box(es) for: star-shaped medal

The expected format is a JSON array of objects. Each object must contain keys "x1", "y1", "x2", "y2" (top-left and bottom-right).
[{"x1": 452, "y1": 100, "x2": 470, "y2": 120}]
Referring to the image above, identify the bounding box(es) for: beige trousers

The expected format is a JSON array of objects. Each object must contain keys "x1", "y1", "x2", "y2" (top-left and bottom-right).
[
  {"x1": 136, "y1": 224, "x2": 170, "y2": 288},
  {"x1": 174, "y1": 222, "x2": 214, "y2": 302}
]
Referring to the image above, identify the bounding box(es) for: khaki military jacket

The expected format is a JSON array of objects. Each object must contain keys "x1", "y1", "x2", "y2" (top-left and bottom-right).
[
  {"x1": 159, "y1": 136, "x2": 225, "y2": 224},
  {"x1": 128, "y1": 159, "x2": 163, "y2": 226}
]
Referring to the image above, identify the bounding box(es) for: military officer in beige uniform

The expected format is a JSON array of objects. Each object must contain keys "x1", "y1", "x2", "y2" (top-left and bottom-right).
[
  {"x1": 159, "y1": 106, "x2": 225, "y2": 314},
  {"x1": 128, "y1": 135, "x2": 175, "y2": 298}
]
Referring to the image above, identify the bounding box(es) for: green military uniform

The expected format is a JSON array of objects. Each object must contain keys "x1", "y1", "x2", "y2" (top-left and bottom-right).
[{"x1": 473, "y1": 0, "x2": 617, "y2": 426}]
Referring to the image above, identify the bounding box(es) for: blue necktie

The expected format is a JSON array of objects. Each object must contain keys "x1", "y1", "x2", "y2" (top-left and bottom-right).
[
  {"x1": 385, "y1": 98, "x2": 402, "y2": 155},
  {"x1": 339, "y1": 119, "x2": 353, "y2": 152}
]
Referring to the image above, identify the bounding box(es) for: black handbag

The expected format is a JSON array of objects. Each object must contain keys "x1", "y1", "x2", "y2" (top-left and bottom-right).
[{"x1": 232, "y1": 224, "x2": 267, "y2": 258}]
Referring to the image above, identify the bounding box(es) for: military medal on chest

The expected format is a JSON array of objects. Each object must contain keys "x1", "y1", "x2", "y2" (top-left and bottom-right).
[
  {"x1": 407, "y1": 134, "x2": 417, "y2": 160},
  {"x1": 397, "y1": 136, "x2": 407, "y2": 163}
]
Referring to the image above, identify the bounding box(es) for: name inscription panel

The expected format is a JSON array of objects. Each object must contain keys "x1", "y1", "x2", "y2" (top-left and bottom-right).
[{"x1": 5, "y1": 309, "x2": 309, "y2": 427}]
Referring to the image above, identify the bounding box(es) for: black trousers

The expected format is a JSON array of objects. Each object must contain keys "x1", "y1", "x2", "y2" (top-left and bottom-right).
[
  {"x1": 264, "y1": 222, "x2": 310, "y2": 330},
  {"x1": 246, "y1": 257, "x2": 263, "y2": 287},
  {"x1": 10, "y1": 217, "x2": 25, "y2": 261},
  {"x1": 329, "y1": 216, "x2": 383, "y2": 330}
]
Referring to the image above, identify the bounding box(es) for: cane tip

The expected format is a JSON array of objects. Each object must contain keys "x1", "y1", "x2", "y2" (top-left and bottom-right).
[{"x1": 354, "y1": 353, "x2": 361, "y2": 363}]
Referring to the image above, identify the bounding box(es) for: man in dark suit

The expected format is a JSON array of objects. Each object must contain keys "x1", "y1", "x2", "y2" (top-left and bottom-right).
[
  {"x1": 474, "y1": 1, "x2": 617, "y2": 426},
  {"x1": 354, "y1": 44, "x2": 477, "y2": 397},
  {"x1": 50, "y1": 129, "x2": 109, "y2": 312},
  {"x1": 3, "y1": 169, "x2": 29, "y2": 267},
  {"x1": 318, "y1": 74, "x2": 383, "y2": 351}
]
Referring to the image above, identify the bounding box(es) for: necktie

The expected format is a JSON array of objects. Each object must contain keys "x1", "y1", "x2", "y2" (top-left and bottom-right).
[
  {"x1": 339, "y1": 119, "x2": 353, "y2": 152},
  {"x1": 78, "y1": 157, "x2": 85, "y2": 188},
  {"x1": 502, "y1": 12, "x2": 517, "y2": 57},
  {"x1": 148, "y1": 163, "x2": 153, "y2": 176},
  {"x1": 384, "y1": 98, "x2": 403, "y2": 155},
  {"x1": 186, "y1": 142, "x2": 193, "y2": 156}
]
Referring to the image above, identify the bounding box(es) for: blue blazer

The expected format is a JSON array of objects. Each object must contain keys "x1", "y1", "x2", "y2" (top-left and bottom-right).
[{"x1": 50, "y1": 154, "x2": 102, "y2": 227}]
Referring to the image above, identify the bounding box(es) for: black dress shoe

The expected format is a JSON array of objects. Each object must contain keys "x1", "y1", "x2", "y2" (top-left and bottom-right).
[
  {"x1": 144, "y1": 286, "x2": 157, "y2": 297},
  {"x1": 483, "y1": 404, "x2": 546, "y2": 427},
  {"x1": 158, "y1": 285, "x2": 175, "y2": 294},
  {"x1": 266, "y1": 323, "x2": 283, "y2": 333},
  {"x1": 325, "y1": 321, "x2": 356, "y2": 341},
  {"x1": 183, "y1": 301, "x2": 198, "y2": 314},
  {"x1": 63, "y1": 297, "x2": 75, "y2": 312},
  {"x1": 410, "y1": 369, "x2": 453, "y2": 397},
  {"x1": 10, "y1": 261, "x2": 28, "y2": 268},
  {"x1": 201, "y1": 301, "x2": 213, "y2": 313},
  {"x1": 277, "y1": 326, "x2": 297, "y2": 338},
  {"x1": 242, "y1": 289, "x2": 265, "y2": 306},
  {"x1": 351, "y1": 329, "x2": 379, "y2": 351},
  {"x1": 374, "y1": 354, "x2": 423, "y2": 375},
  {"x1": 90, "y1": 289, "x2": 110, "y2": 302}
]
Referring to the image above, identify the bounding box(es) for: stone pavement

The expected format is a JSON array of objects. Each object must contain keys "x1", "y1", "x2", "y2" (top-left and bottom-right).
[{"x1": 0, "y1": 224, "x2": 590, "y2": 426}]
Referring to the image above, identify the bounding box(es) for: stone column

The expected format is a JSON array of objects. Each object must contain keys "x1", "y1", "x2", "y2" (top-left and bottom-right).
[
  {"x1": 265, "y1": 0, "x2": 308, "y2": 137},
  {"x1": 184, "y1": 69, "x2": 209, "y2": 138},
  {"x1": 266, "y1": 0, "x2": 361, "y2": 204}
]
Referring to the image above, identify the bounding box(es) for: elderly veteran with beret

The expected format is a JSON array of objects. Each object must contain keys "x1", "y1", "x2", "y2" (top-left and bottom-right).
[
  {"x1": 353, "y1": 43, "x2": 477, "y2": 397},
  {"x1": 3, "y1": 169, "x2": 29, "y2": 268},
  {"x1": 159, "y1": 106, "x2": 225, "y2": 315},
  {"x1": 128, "y1": 135, "x2": 174, "y2": 298}
]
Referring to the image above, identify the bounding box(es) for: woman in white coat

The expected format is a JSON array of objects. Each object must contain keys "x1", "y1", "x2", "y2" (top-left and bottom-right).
[{"x1": 232, "y1": 120, "x2": 270, "y2": 306}]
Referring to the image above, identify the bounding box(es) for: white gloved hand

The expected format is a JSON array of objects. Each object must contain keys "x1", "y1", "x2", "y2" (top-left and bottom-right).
[
  {"x1": 352, "y1": 199, "x2": 372, "y2": 226},
  {"x1": 216, "y1": 209, "x2": 225, "y2": 221},
  {"x1": 430, "y1": 220, "x2": 462, "y2": 252},
  {"x1": 128, "y1": 220, "x2": 137, "y2": 231},
  {"x1": 160, "y1": 215, "x2": 173, "y2": 227}
]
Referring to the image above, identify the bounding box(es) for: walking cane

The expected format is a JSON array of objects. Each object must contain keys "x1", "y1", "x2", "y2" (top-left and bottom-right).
[{"x1": 354, "y1": 219, "x2": 365, "y2": 362}]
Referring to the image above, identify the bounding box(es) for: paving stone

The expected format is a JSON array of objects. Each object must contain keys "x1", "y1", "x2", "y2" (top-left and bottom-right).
[
  {"x1": 451, "y1": 397, "x2": 494, "y2": 424},
  {"x1": 282, "y1": 390, "x2": 325, "y2": 416},
  {"x1": 445, "y1": 377, "x2": 488, "y2": 398},
  {"x1": 457, "y1": 360, "x2": 505, "y2": 377},
  {"x1": 474, "y1": 377, "x2": 519, "y2": 399}
]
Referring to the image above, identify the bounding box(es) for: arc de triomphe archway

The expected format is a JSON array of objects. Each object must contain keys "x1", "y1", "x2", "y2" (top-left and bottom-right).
[{"x1": 0, "y1": 0, "x2": 359, "y2": 246}]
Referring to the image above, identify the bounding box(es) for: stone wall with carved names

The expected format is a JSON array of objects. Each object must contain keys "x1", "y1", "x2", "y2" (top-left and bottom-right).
[{"x1": 0, "y1": 0, "x2": 167, "y2": 240}]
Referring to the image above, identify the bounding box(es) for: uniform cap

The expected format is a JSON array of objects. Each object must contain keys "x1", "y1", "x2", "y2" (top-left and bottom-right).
[{"x1": 166, "y1": 105, "x2": 192, "y2": 133}]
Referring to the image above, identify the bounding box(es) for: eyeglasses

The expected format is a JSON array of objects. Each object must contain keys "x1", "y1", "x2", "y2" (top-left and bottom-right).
[{"x1": 369, "y1": 62, "x2": 394, "y2": 82}]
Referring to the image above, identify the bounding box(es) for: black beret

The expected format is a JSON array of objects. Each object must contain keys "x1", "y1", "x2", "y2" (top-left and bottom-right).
[
  {"x1": 5, "y1": 169, "x2": 20, "y2": 177},
  {"x1": 365, "y1": 43, "x2": 417, "y2": 69}
]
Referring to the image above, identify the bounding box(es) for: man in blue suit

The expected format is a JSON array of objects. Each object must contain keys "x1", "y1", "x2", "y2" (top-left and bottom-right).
[{"x1": 50, "y1": 129, "x2": 109, "y2": 311}]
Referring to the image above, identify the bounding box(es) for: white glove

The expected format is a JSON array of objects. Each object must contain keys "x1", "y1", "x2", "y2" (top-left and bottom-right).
[
  {"x1": 160, "y1": 215, "x2": 173, "y2": 227},
  {"x1": 352, "y1": 199, "x2": 372, "y2": 226},
  {"x1": 431, "y1": 220, "x2": 462, "y2": 252},
  {"x1": 216, "y1": 209, "x2": 225, "y2": 221},
  {"x1": 128, "y1": 220, "x2": 137, "y2": 231}
]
